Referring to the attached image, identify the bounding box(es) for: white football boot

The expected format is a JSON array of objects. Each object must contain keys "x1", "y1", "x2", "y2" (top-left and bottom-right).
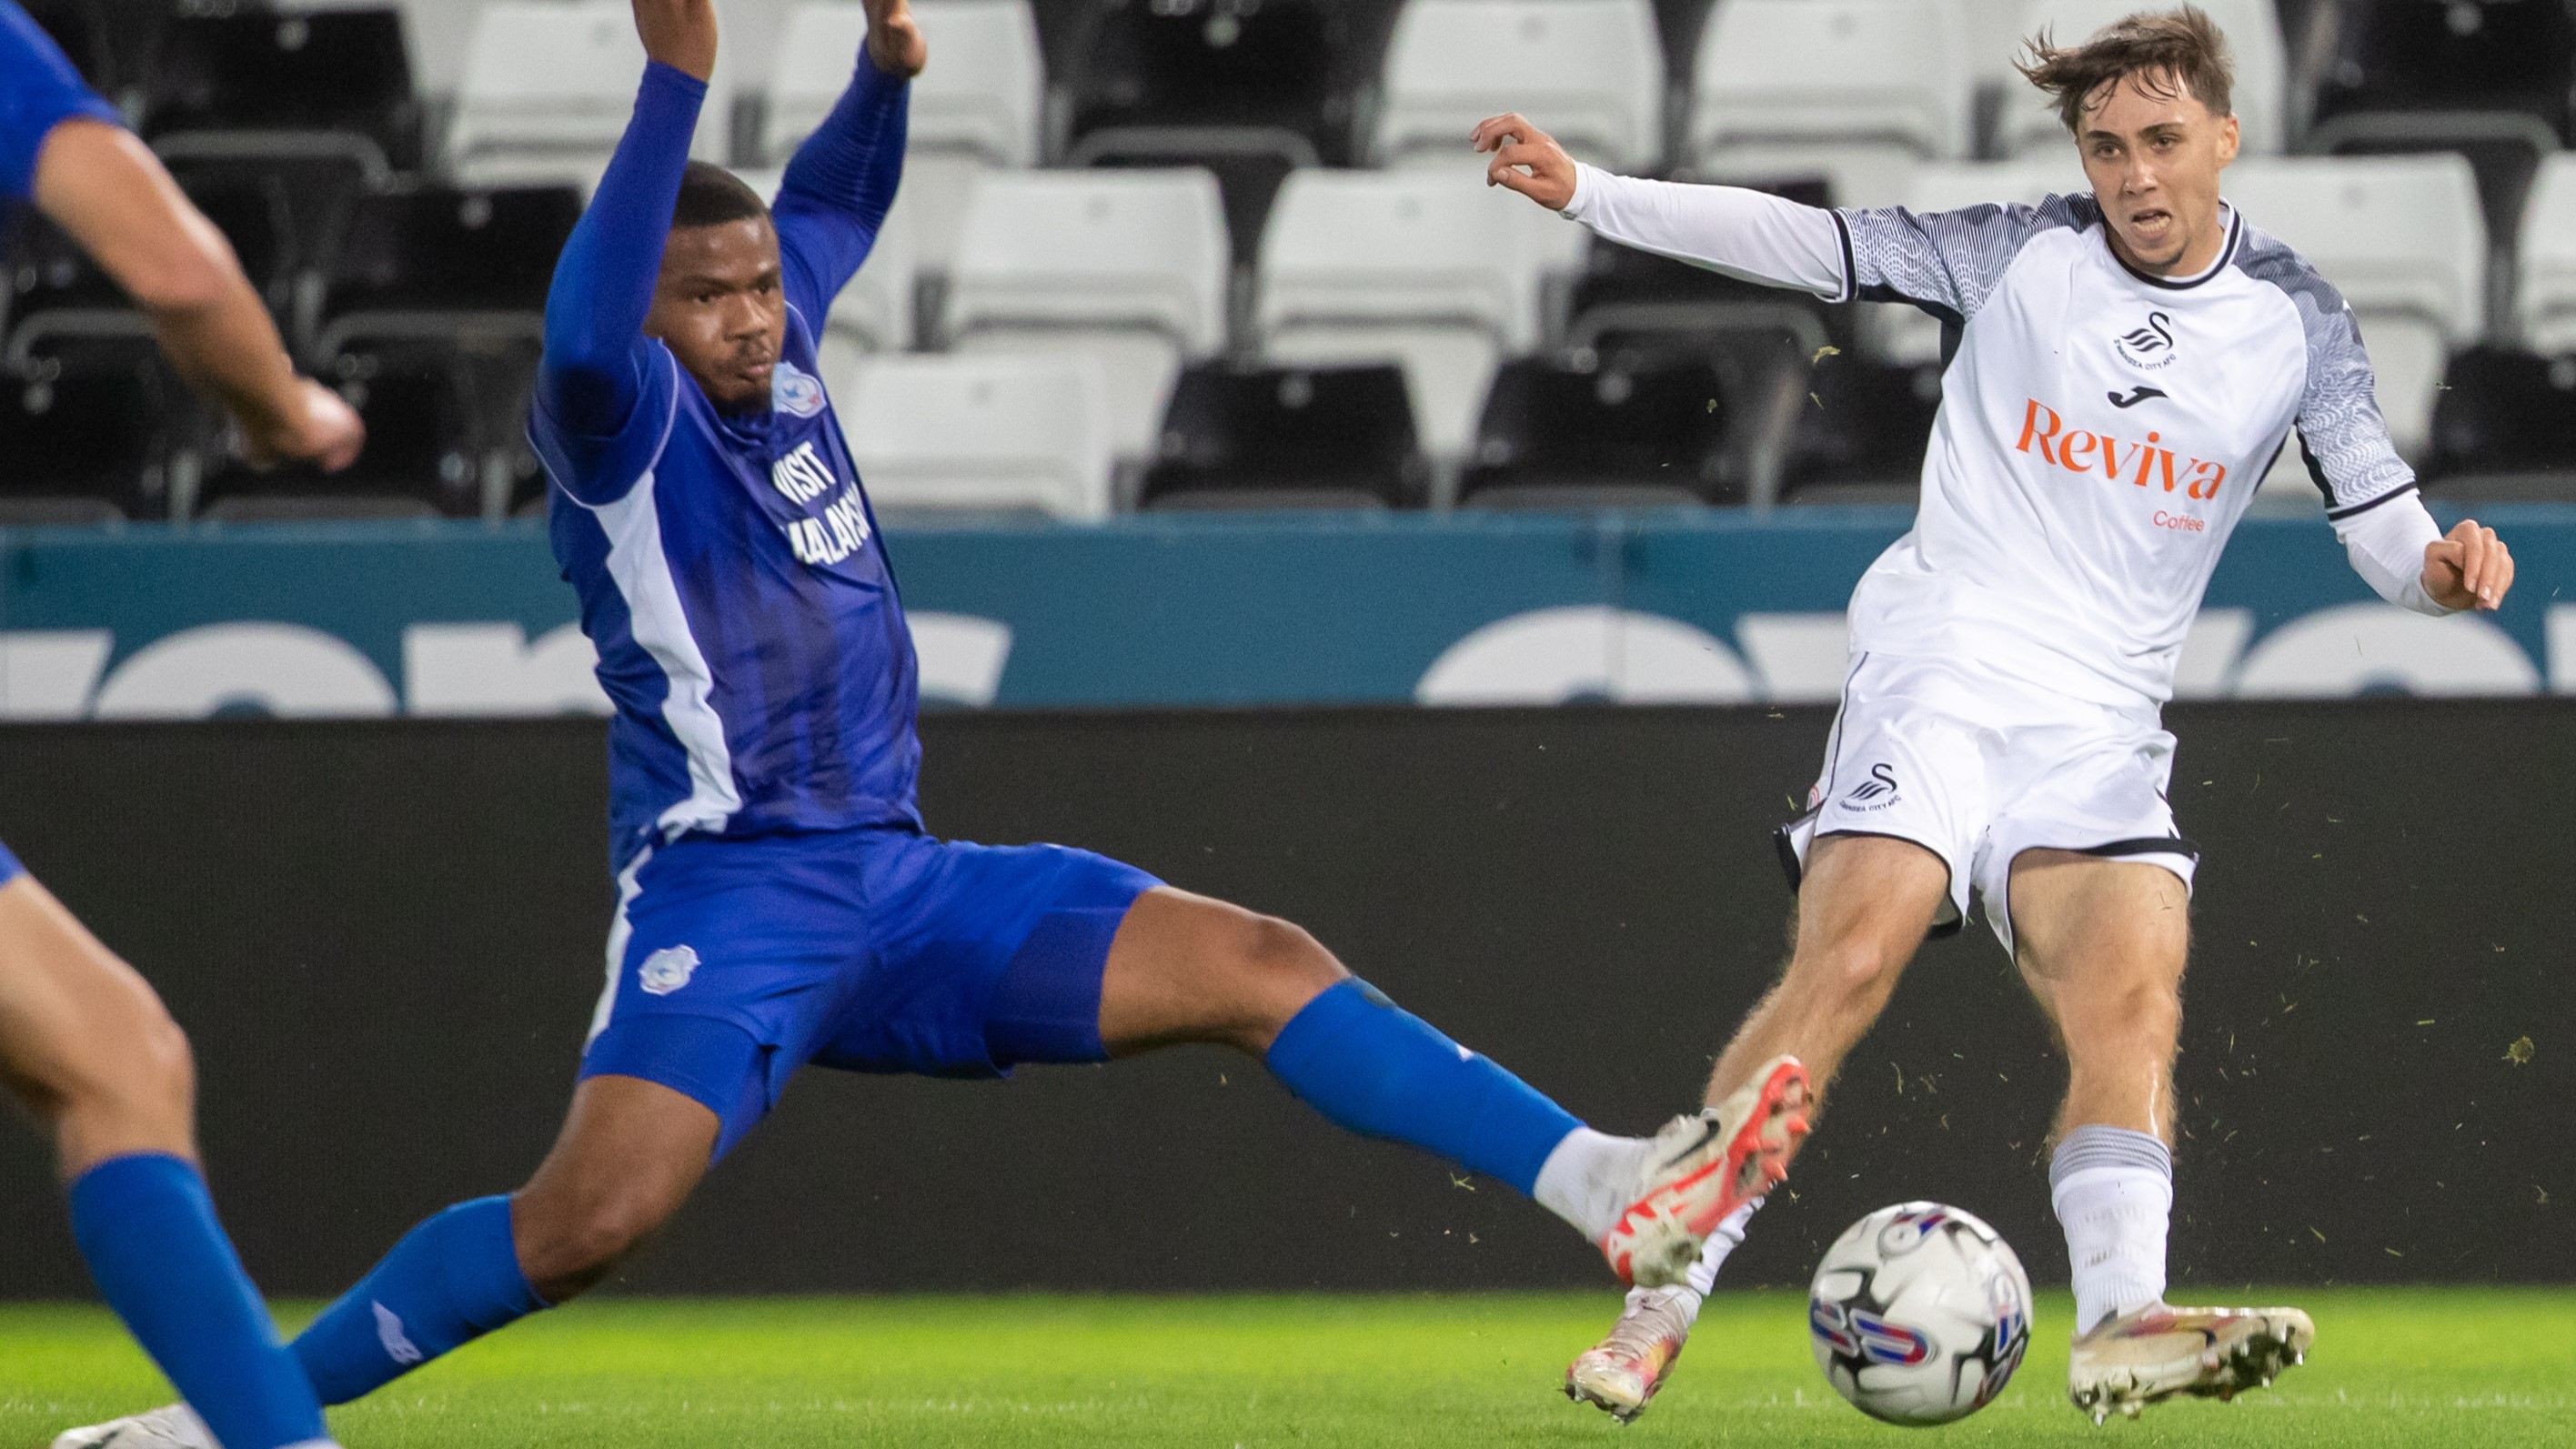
[
  {"x1": 1597, "y1": 1055, "x2": 1809, "y2": 1287},
  {"x1": 2067, "y1": 1302, "x2": 2316, "y2": 1424},
  {"x1": 1565, "y1": 1285, "x2": 1695, "y2": 1424},
  {"x1": 52, "y1": 1404, "x2": 216, "y2": 1449}
]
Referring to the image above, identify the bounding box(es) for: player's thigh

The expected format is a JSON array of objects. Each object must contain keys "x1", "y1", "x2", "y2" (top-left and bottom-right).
[
  {"x1": 1789, "y1": 832, "x2": 1954, "y2": 985},
  {"x1": 2006, "y1": 850, "x2": 2189, "y2": 1036},
  {"x1": 514, "y1": 1072, "x2": 719, "y2": 1293},
  {"x1": 0, "y1": 875, "x2": 192, "y2": 1145},
  {"x1": 1097, "y1": 886, "x2": 1347, "y2": 1055}
]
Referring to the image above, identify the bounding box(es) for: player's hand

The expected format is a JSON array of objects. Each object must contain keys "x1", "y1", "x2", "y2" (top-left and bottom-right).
[
  {"x1": 1472, "y1": 113, "x2": 1578, "y2": 211},
  {"x1": 2420, "y1": 518, "x2": 2512, "y2": 612},
  {"x1": 864, "y1": 0, "x2": 928, "y2": 78},
  {"x1": 632, "y1": 0, "x2": 719, "y2": 81},
  {"x1": 240, "y1": 378, "x2": 366, "y2": 473}
]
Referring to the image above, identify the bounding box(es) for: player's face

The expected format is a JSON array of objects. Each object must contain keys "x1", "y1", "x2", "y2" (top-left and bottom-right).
[
  {"x1": 2076, "y1": 70, "x2": 2240, "y2": 277},
  {"x1": 648, "y1": 217, "x2": 789, "y2": 412}
]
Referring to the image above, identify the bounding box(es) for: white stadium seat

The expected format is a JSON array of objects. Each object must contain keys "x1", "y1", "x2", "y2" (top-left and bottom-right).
[
  {"x1": 830, "y1": 353, "x2": 1116, "y2": 520},
  {"x1": 2519, "y1": 155, "x2": 2576, "y2": 356},
  {"x1": 2224, "y1": 156, "x2": 2486, "y2": 462},
  {"x1": 1866, "y1": 159, "x2": 2091, "y2": 364},
  {"x1": 447, "y1": 2, "x2": 735, "y2": 190},
  {"x1": 1689, "y1": 0, "x2": 1973, "y2": 205},
  {"x1": 941, "y1": 169, "x2": 1231, "y2": 461},
  {"x1": 761, "y1": 0, "x2": 1041, "y2": 264},
  {"x1": 2002, "y1": 0, "x2": 2288, "y2": 158},
  {"x1": 1374, "y1": 0, "x2": 1665, "y2": 172},
  {"x1": 1254, "y1": 168, "x2": 1587, "y2": 462}
]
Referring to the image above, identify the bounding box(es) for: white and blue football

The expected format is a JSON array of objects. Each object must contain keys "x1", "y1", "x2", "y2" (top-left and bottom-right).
[{"x1": 1808, "y1": 1201, "x2": 2033, "y2": 1425}]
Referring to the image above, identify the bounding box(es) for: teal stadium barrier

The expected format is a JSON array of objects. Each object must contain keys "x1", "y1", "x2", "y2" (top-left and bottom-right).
[{"x1": 0, "y1": 506, "x2": 2570, "y2": 718}]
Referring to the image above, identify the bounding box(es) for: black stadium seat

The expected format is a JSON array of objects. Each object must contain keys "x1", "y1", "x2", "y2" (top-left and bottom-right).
[
  {"x1": 1778, "y1": 352, "x2": 1941, "y2": 506},
  {"x1": 2422, "y1": 346, "x2": 2576, "y2": 502},
  {"x1": 0, "y1": 351, "x2": 191, "y2": 523},
  {"x1": 139, "y1": 7, "x2": 424, "y2": 173},
  {"x1": 1141, "y1": 361, "x2": 1426, "y2": 509},
  {"x1": 1460, "y1": 353, "x2": 1742, "y2": 508},
  {"x1": 22, "y1": 0, "x2": 112, "y2": 90},
  {"x1": 195, "y1": 351, "x2": 487, "y2": 522}
]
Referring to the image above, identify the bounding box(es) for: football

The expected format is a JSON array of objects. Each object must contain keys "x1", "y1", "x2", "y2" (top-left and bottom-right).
[{"x1": 1807, "y1": 1202, "x2": 2034, "y2": 1425}]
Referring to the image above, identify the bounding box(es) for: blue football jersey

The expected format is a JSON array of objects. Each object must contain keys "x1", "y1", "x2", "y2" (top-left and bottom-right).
[
  {"x1": 538, "y1": 303, "x2": 922, "y2": 867},
  {"x1": 1, "y1": 0, "x2": 120, "y2": 203}
]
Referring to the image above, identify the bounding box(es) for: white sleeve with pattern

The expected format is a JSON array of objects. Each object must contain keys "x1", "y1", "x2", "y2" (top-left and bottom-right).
[
  {"x1": 2237, "y1": 234, "x2": 2450, "y2": 616},
  {"x1": 1558, "y1": 163, "x2": 1845, "y2": 298},
  {"x1": 1835, "y1": 197, "x2": 2069, "y2": 323}
]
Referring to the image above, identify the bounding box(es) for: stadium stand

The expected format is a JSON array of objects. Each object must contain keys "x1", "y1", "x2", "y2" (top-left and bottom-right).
[
  {"x1": 445, "y1": 0, "x2": 733, "y2": 191},
  {"x1": 138, "y1": 7, "x2": 423, "y2": 176},
  {"x1": 2225, "y1": 155, "x2": 2487, "y2": 462},
  {"x1": 2424, "y1": 346, "x2": 2576, "y2": 503},
  {"x1": 0, "y1": 350, "x2": 188, "y2": 523},
  {"x1": 2520, "y1": 154, "x2": 2576, "y2": 357},
  {"x1": 1140, "y1": 361, "x2": 1427, "y2": 510},
  {"x1": 826, "y1": 351, "x2": 1117, "y2": 518},
  {"x1": 21, "y1": 0, "x2": 114, "y2": 92},
  {"x1": 941, "y1": 167, "x2": 1229, "y2": 463},
  {"x1": 1459, "y1": 351, "x2": 1741, "y2": 508},
  {"x1": 1780, "y1": 351, "x2": 1942, "y2": 505},
  {"x1": 1374, "y1": 0, "x2": 1665, "y2": 173},
  {"x1": 1687, "y1": 0, "x2": 1972, "y2": 205},
  {"x1": 196, "y1": 351, "x2": 487, "y2": 520},
  {"x1": 2000, "y1": 0, "x2": 2286, "y2": 156},
  {"x1": 761, "y1": 0, "x2": 1041, "y2": 264},
  {"x1": 1256, "y1": 168, "x2": 1585, "y2": 468}
]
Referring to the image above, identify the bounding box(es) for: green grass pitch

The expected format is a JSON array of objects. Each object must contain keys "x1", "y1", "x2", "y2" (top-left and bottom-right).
[{"x1": 4, "y1": 1289, "x2": 2571, "y2": 1446}]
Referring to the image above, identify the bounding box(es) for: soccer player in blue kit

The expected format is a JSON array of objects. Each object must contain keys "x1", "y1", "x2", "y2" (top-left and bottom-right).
[
  {"x1": 3, "y1": 5, "x2": 366, "y2": 1448},
  {"x1": 58, "y1": 0, "x2": 1807, "y2": 1439}
]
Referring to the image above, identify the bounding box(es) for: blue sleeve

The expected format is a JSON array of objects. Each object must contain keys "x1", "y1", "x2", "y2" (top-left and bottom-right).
[
  {"x1": 534, "y1": 61, "x2": 705, "y2": 500},
  {"x1": 771, "y1": 55, "x2": 910, "y2": 321},
  {"x1": 0, "y1": 1, "x2": 122, "y2": 202}
]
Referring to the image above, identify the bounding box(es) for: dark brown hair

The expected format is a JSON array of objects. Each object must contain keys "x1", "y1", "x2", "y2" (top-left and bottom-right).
[{"x1": 2017, "y1": 5, "x2": 2236, "y2": 136}]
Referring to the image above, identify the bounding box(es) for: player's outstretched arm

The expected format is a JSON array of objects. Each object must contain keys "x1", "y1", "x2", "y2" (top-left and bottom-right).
[
  {"x1": 537, "y1": 0, "x2": 715, "y2": 441},
  {"x1": 1471, "y1": 111, "x2": 1847, "y2": 299},
  {"x1": 33, "y1": 120, "x2": 362, "y2": 470},
  {"x1": 772, "y1": 0, "x2": 921, "y2": 317}
]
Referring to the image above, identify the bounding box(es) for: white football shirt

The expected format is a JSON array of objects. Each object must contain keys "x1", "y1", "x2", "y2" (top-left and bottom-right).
[{"x1": 1562, "y1": 165, "x2": 2450, "y2": 708}]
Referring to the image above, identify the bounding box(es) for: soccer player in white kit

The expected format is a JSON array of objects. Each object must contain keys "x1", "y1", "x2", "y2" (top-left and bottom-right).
[{"x1": 1477, "y1": 5, "x2": 2516, "y2": 1425}]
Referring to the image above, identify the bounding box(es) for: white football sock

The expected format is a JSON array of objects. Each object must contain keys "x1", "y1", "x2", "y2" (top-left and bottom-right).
[
  {"x1": 2050, "y1": 1125, "x2": 2174, "y2": 1335},
  {"x1": 1532, "y1": 1128, "x2": 1652, "y2": 1241},
  {"x1": 1670, "y1": 1198, "x2": 1762, "y2": 1322}
]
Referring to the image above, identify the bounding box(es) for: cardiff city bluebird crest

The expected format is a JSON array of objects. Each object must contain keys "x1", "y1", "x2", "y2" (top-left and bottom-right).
[{"x1": 771, "y1": 357, "x2": 826, "y2": 418}]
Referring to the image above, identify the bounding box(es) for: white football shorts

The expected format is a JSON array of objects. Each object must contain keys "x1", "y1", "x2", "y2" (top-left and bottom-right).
[{"x1": 1775, "y1": 650, "x2": 2199, "y2": 956}]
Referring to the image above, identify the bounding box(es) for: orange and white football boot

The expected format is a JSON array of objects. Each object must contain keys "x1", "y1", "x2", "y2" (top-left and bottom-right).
[{"x1": 1597, "y1": 1055, "x2": 1809, "y2": 1287}]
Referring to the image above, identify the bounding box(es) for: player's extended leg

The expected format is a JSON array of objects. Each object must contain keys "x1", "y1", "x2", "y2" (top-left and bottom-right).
[
  {"x1": 1094, "y1": 886, "x2": 1665, "y2": 1257},
  {"x1": 2008, "y1": 850, "x2": 2311, "y2": 1422},
  {"x1": 0, "y1": 867, "x2": 337, "y2": 1449},
  {"x1": 1568, "y1": 832, "x2": 1947, "y2": 1421}
]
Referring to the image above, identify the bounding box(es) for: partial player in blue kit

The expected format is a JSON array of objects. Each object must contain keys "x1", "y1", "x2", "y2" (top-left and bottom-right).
[
  {"x1": 6, "y1": 2, "x2": 369, "y2": 1446},
  {"x1": 45, "y1": 3, "x2": 1802, "y2": 1437}
]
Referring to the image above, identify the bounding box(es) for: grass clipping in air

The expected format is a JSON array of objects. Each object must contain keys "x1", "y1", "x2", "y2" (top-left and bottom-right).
[{"x1": 4, "y1": 1289, "x2": 2572, "y2": 1446}]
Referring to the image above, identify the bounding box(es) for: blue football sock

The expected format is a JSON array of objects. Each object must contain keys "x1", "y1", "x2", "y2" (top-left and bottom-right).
[
  {"x1": 289, "y1": 1195, "x2": 547, "y2": 1405},
  {"x1": 67, "y1": 1153, "x2": 328, "y2": 1449},
  {"x1": 1263, "y1": 978, "x2": 1582, "y2": 1196}
]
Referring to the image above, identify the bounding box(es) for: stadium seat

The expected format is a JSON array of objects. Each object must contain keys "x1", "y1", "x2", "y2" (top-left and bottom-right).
[
  {"x1": 0, "y1": 350, "x2": 190, "y2": 523},
  {"x1": 1140, "y1": 361, "x2": 1427, "y2": 510},
  {"x1": 447, "y1": 1, "x2": 734, "y2": 191},
  {"x1": 2224, "y1": 156, "x2": 2486, "y2": 459},
  {"x1": 941, "y1": 168, "x2": 1229, "y2": 461},
  {"x1": 2519, "y1": 155, "x2": 2576, "y2": 356},
  {"x1": 23, "y1": 0, "x2": 114, "y2": 92},
  {"x1": 1254, "y1": 168, "x2": 1586, "y2": 463},
  {"x1": 827, "y1": 352, "x2": 1117, "y2": 519},
  {"x1": 5, "y1": 211, "x2": 143, "y2": 361},
  {"x1": 314, "y1": 184, "x2": 579, "y2": 350},
  {"x1": 1687, "y1": 0, "x2": 1972, "y2": 205},
  {"x1": 2422, "y1": 346, "x2": 2576, "y2": 503},
  {"x1": 195, "y1": 352, "x2": 487, "y2": 521},
  {"x1": 139, "y1": 7, "x2": 424, "y2": 176},
  {"x1": 1373, "y1": 0, "x2": 1665, "y2": 172},
  {"x1": 2000, "y1": 0, "x2": 2287, "y2": 157},
  {"x1": 1865, "y1": 159, "x2": 2086, "y2": 364},
  {"x1": 1459, "y1": 352, "x2": 1741, "y2": 508},
  {"x1": 762, "y1": 0, "x2": 1041, "y2": 266},
  {"x1": 1779, "y1": 352, "x2": 1941, "y2": 505}
]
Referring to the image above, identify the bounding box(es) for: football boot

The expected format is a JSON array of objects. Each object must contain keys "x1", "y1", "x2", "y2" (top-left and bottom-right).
[
  {"x1": 1598, "y1": 1055, "x2": 1809, "y2": 1286},
  {"x1": 1565, "y1": 1285, "x2": 1695, "y2": 1424},
  {"x1": 2068, "y1": 1302, "x2": 2315, "y2": 1424}
]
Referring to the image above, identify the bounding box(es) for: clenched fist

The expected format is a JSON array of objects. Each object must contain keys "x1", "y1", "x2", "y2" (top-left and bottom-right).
[
  {"x1": 2421, "y1": 517, "x2": 2513, "y2": 611},
  {"x1": 1472, "y1": 113, "x2": 1579, "y2": 211}
]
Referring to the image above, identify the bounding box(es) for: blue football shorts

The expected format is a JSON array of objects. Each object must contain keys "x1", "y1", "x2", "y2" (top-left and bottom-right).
[{"x1": 579, "y1": 825, "x2": 1162, "y2": 1158}]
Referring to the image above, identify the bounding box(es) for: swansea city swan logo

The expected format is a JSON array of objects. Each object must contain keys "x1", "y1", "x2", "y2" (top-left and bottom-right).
[
  {"x1": 2112, "y1": 310, "x2": 2178, "y2": 371},
  {"x1": 1844, "y1": 763, "x2": 1901, "y2": 810}
]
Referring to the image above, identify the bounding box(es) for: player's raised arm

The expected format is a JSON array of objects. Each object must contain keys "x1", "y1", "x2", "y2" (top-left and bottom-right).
[
  {"x1": 771, "y1": 0, "x2": 922, "y2": 319},
  {"x1": 29, "y1": 121, "x2": 361, "y2": 470},
  {"x1": 1473, "y1": 112, "x2": 1846, "y2": 299},
  {"x1": 536, "y1": 0, "x2": 717, "y2": 443}
]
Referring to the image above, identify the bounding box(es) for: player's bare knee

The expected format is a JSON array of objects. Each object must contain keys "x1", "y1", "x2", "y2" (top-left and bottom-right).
[
  {"x1": 53, "y1": 992, "x2": 194, "y2": 1129},
  {"x1": 1796, "y1": 939, "x2": 1907, "y2": 1006}
]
